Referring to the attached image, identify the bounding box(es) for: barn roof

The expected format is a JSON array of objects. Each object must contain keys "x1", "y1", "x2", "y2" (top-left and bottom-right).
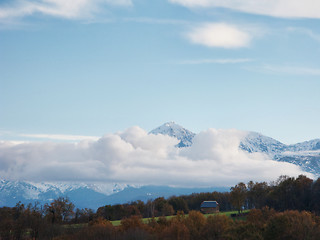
[{"x1": 200, "y1": 201, "x2": 218, "y2": 208}]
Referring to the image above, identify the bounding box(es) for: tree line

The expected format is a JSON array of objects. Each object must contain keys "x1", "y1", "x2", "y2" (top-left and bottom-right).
[
  {"x1": 2, "y1": 207, "x2": 320, "y2": 240},
  {"x1": 96, "y1": 174, "x2": 320, "y2": 220},
  {"x1": 1, "y1": 174, "x2": 320, "y2": 239}
]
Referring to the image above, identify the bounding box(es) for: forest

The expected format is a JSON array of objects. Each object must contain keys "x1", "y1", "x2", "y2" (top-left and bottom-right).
[{"x1": 1, "y1": 174, "x2": 320, "y2": 239}]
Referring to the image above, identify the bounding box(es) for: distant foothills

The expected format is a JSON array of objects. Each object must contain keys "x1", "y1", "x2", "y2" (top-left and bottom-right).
[{"x1": 0, "y1": 122, "x2": 319, "y2": 210}]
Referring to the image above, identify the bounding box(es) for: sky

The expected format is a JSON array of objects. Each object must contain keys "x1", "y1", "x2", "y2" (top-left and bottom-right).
[
  {"x1": 1, "y1": 0, "x2": 320, "y2": 144},
  {"x1": 0, "y1": 0, "x2": 320, "y2": 186}
]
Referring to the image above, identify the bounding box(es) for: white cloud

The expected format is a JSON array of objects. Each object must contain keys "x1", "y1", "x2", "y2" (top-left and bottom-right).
[
  {"x1": 176, "y1": 58, "x2": 253, "y2": 65},
  {"x1": 261, "y1": 65, "x2": 320, "y2": 76},
  {"x1": 0, "y1": 0, "x2": 132, "y2": 22},
  {"x1": 0, "y1": 130, "x2": 99, "y2": 142},
  {"x1": 20, "y1": 133, "x2": 100, "y2": 141},
  {"x1": 124, "y1": 17, "x2": 189, "y2": 25},
  {"x1": 186, "y1": 23, "x2": 251, "y2": 48},
  {"x1": 169, "y1": 0, "x2": 320, "y2": 19},
  {"x1": 0, "y1": 126, "x2": 312, "y2": 187}
]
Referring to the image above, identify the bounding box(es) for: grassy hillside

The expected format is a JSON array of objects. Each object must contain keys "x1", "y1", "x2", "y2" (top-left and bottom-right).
[{"x1": 110, "y1": 210, "x2": 249, "y2": 226}]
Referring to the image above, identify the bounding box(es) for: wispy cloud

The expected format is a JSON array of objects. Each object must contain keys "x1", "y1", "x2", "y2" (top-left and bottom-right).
[
  {"x1": 287, "y1": 27, "x2": 320, "y2": 42},
  {"x1": 0, "y1": 130, "x2": 99, "y2": 142},
  {"x1": 0, "y1": 0, "x2": 132, "y2": 23},
  {"x1": 186, "y1": 23, "x2": 251, "y2": 48},
  {"x1": 261, "y1": 65, "x2": 320, "y2": 76},
  {"x1": 169, "y1": 0, "x2": 320, "y2": 19},
  {"x1": 20, "y1": 133, "x2": 100, "y2": 142},
  {"x1": 123, "y1": 17, "x2": 189, "y2": 25},
  {"x1": 176, "y1": 58, "x2": 253, "y2": 65},
  {"x1": 0, "y1": 126, "x2": 312, "y2": 187}
]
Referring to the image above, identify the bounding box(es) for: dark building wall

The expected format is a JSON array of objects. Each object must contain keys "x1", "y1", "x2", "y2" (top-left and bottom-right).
[{"x1": 200, "y1": 207, "x2": 219, "y2": 214}]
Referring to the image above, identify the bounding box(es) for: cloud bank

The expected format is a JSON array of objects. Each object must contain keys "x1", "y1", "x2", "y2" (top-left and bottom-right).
[
  {"x1": 186, "y1": 23, "x2": 251, "y2": 48},
  {"x1": 0, "y1": 127, "x2": 312, "y2": 187},
  {"x1": 169, "y1": 0, "x2": 320, "y2": 19},
  {"x1": 0, "y1": 0, "x2": 132, "y2": 21}
]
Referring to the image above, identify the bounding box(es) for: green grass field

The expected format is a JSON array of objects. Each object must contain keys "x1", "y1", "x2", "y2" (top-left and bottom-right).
[{"x1": 110, "y1": 210, "x2": 249, "y2": 226}]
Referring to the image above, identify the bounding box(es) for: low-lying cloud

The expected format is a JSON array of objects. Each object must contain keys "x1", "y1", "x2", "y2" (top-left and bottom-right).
[{"x1": 0, "y1": 127, "x2": 312, "y2": 187}]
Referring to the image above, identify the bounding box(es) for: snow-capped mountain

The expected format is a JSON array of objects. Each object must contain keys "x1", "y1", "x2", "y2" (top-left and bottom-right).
[
  {"x1": 0, "y1": 180, "x2": 130, "y2": 209},
  {"x1": 150, "y1": 123, "x2": 320, "y2": 176},
  {"x1": 149, "y1": 121, "x2": 195, "y2": 147},
  {"x1": 0, "y1": 179, "x2": 227, "y2": 210},
  {"x1": 239, "y1": 132, "x2": 287, "y2": 157},
  {"x1": 287, "y1": 139, "x2": 320, "y2": 152},
  {"x1": 239, "y1": 132, "x2": 320, "y2": 176},
  {"x1": 239, "y1": 132, "x2": 320, "y2": 155}
]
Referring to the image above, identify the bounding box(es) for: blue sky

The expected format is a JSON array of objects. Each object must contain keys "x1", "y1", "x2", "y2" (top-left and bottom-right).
[{"x1": 1, "y1": 0, "x2": 320, "y2": 144}]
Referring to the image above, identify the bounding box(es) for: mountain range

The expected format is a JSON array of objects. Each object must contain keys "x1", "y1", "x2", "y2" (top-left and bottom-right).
[
  {"x1": 239, "y1": 131, "x2": 320, "y2": 175},
  {"x1": 1, "y1": 122, "x2": 319, "y2": 210}
]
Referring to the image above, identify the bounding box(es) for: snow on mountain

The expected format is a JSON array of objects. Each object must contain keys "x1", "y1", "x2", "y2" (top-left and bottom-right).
[
  {"x1": 149, "y1": 123, "x2": 320, "y2": 176},
  {"x1": 287, "y1": 139, "x2": 320, "y2": 152},
  {"x1": 239, "y1": 131, "x2": 287, "y2": 157},
  {"x1": 0, "y1": 179, "x2": 228, "y2": 210},
  {"x1": 0, "y1": 180, "x2": 130, "y2": 209},
  {"x1": 239, "y1": 132, "x2": 320, "y2": 176},
  {"x1": 149, "y1": 121, "x2": 195, "y2": 147},
  {"x1": 239, "y1": 132, "x2": 320, "y2": 155},
  {"x1": 24, "y1": 182, "x2": 130, "y2": 196}
]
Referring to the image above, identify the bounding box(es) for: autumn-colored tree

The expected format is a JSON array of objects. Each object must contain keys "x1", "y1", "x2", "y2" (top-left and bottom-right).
[
  {"x1": 311, "y1": 178, "x2": 320, "y2": 215},
  {"x1": 96, "y1": 204, "x2": 126, "y2": 221},
  {"x1": 133, "y1": 200, "x2": 146, "y2": 217},
  {"x1": 184, "y1": 211, "x2": 206, "y2": 240},
  {"x1": 119, "y1": 215, "x2": 152, "y2": 240},
  {"x1": 123, "y1": 204, "x2": 141, "y2": 218},
  {"x1": 246, "y1": 207, "x2": 276, "y2": 232},
  {"x1": 230, "y1": 182, "x2": 247, "y2": 214},
  {"x1": 264, "y1": 210, "x2": 317, "y2": 240},
  {"x1": 120, "y1": 215, "x2": 144, "y2": 232},
  {"x1": 145, "y1": 199, "x2": 156, "y2": 218},
  {"x1": 74, "y1": 208, "x2": 94, "y2": 223},
  {"x1": 243, "y1": 208, "x2": 277, "y2": 240},
  {"x1": 293, "y1": 175, "x2": 313, "y2": 211},
  {"x1": 0, "y1": 207, "x2": 15, "y2": 239},
  {"x1": 12, "y1": 202, "x2": 26, "y2": 240},
  {"x1": 168, "y1": 197, "x2": 189, "y2": 214},
  {"x1": 154, "y1": 197, "x2": 167, "y2": 215},
  {"x1": 228, "y1": 221, "x2": 264, "y2": 240},
  {"x1": 202, "y1": 214, "x2": 232, "y2": 240},
  {"x1": 44, "y1": 197, "x2": 75, "y2": 224},
  {"x1": 247, "y1": 181, "x2": 269, "y2": 209},
  {"x1": 161, "y1": 220, "x2": 190, "y2": 240},
  {"x1": 66, "y1": 218, "x2": 115, "y2": 240},
  {"x1": 162, "y1": 203, "x2": 175, "y2": 216},
  {"x1": 270, "y1": 175, "x2": 296, "y2": 211},
  {"x1": 25, "y1": 202, "x2": 44, "y2": 240}
]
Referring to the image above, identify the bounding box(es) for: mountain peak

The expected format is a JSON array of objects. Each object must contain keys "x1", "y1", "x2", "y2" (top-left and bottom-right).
[
  {"x1": 239, "y1": 131, "x2": 286, "y2": 156},
  {"x1": 149, "y1": 122, "x2": 195, "y2": 147},
  {"x1": 164, "y1": 121, "x2": 176, "y2": 126}
]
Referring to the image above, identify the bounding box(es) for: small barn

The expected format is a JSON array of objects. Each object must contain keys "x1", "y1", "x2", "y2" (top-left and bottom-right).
[{"x1": 200, "y1": 201, "x2": 219, "y2": 214}]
